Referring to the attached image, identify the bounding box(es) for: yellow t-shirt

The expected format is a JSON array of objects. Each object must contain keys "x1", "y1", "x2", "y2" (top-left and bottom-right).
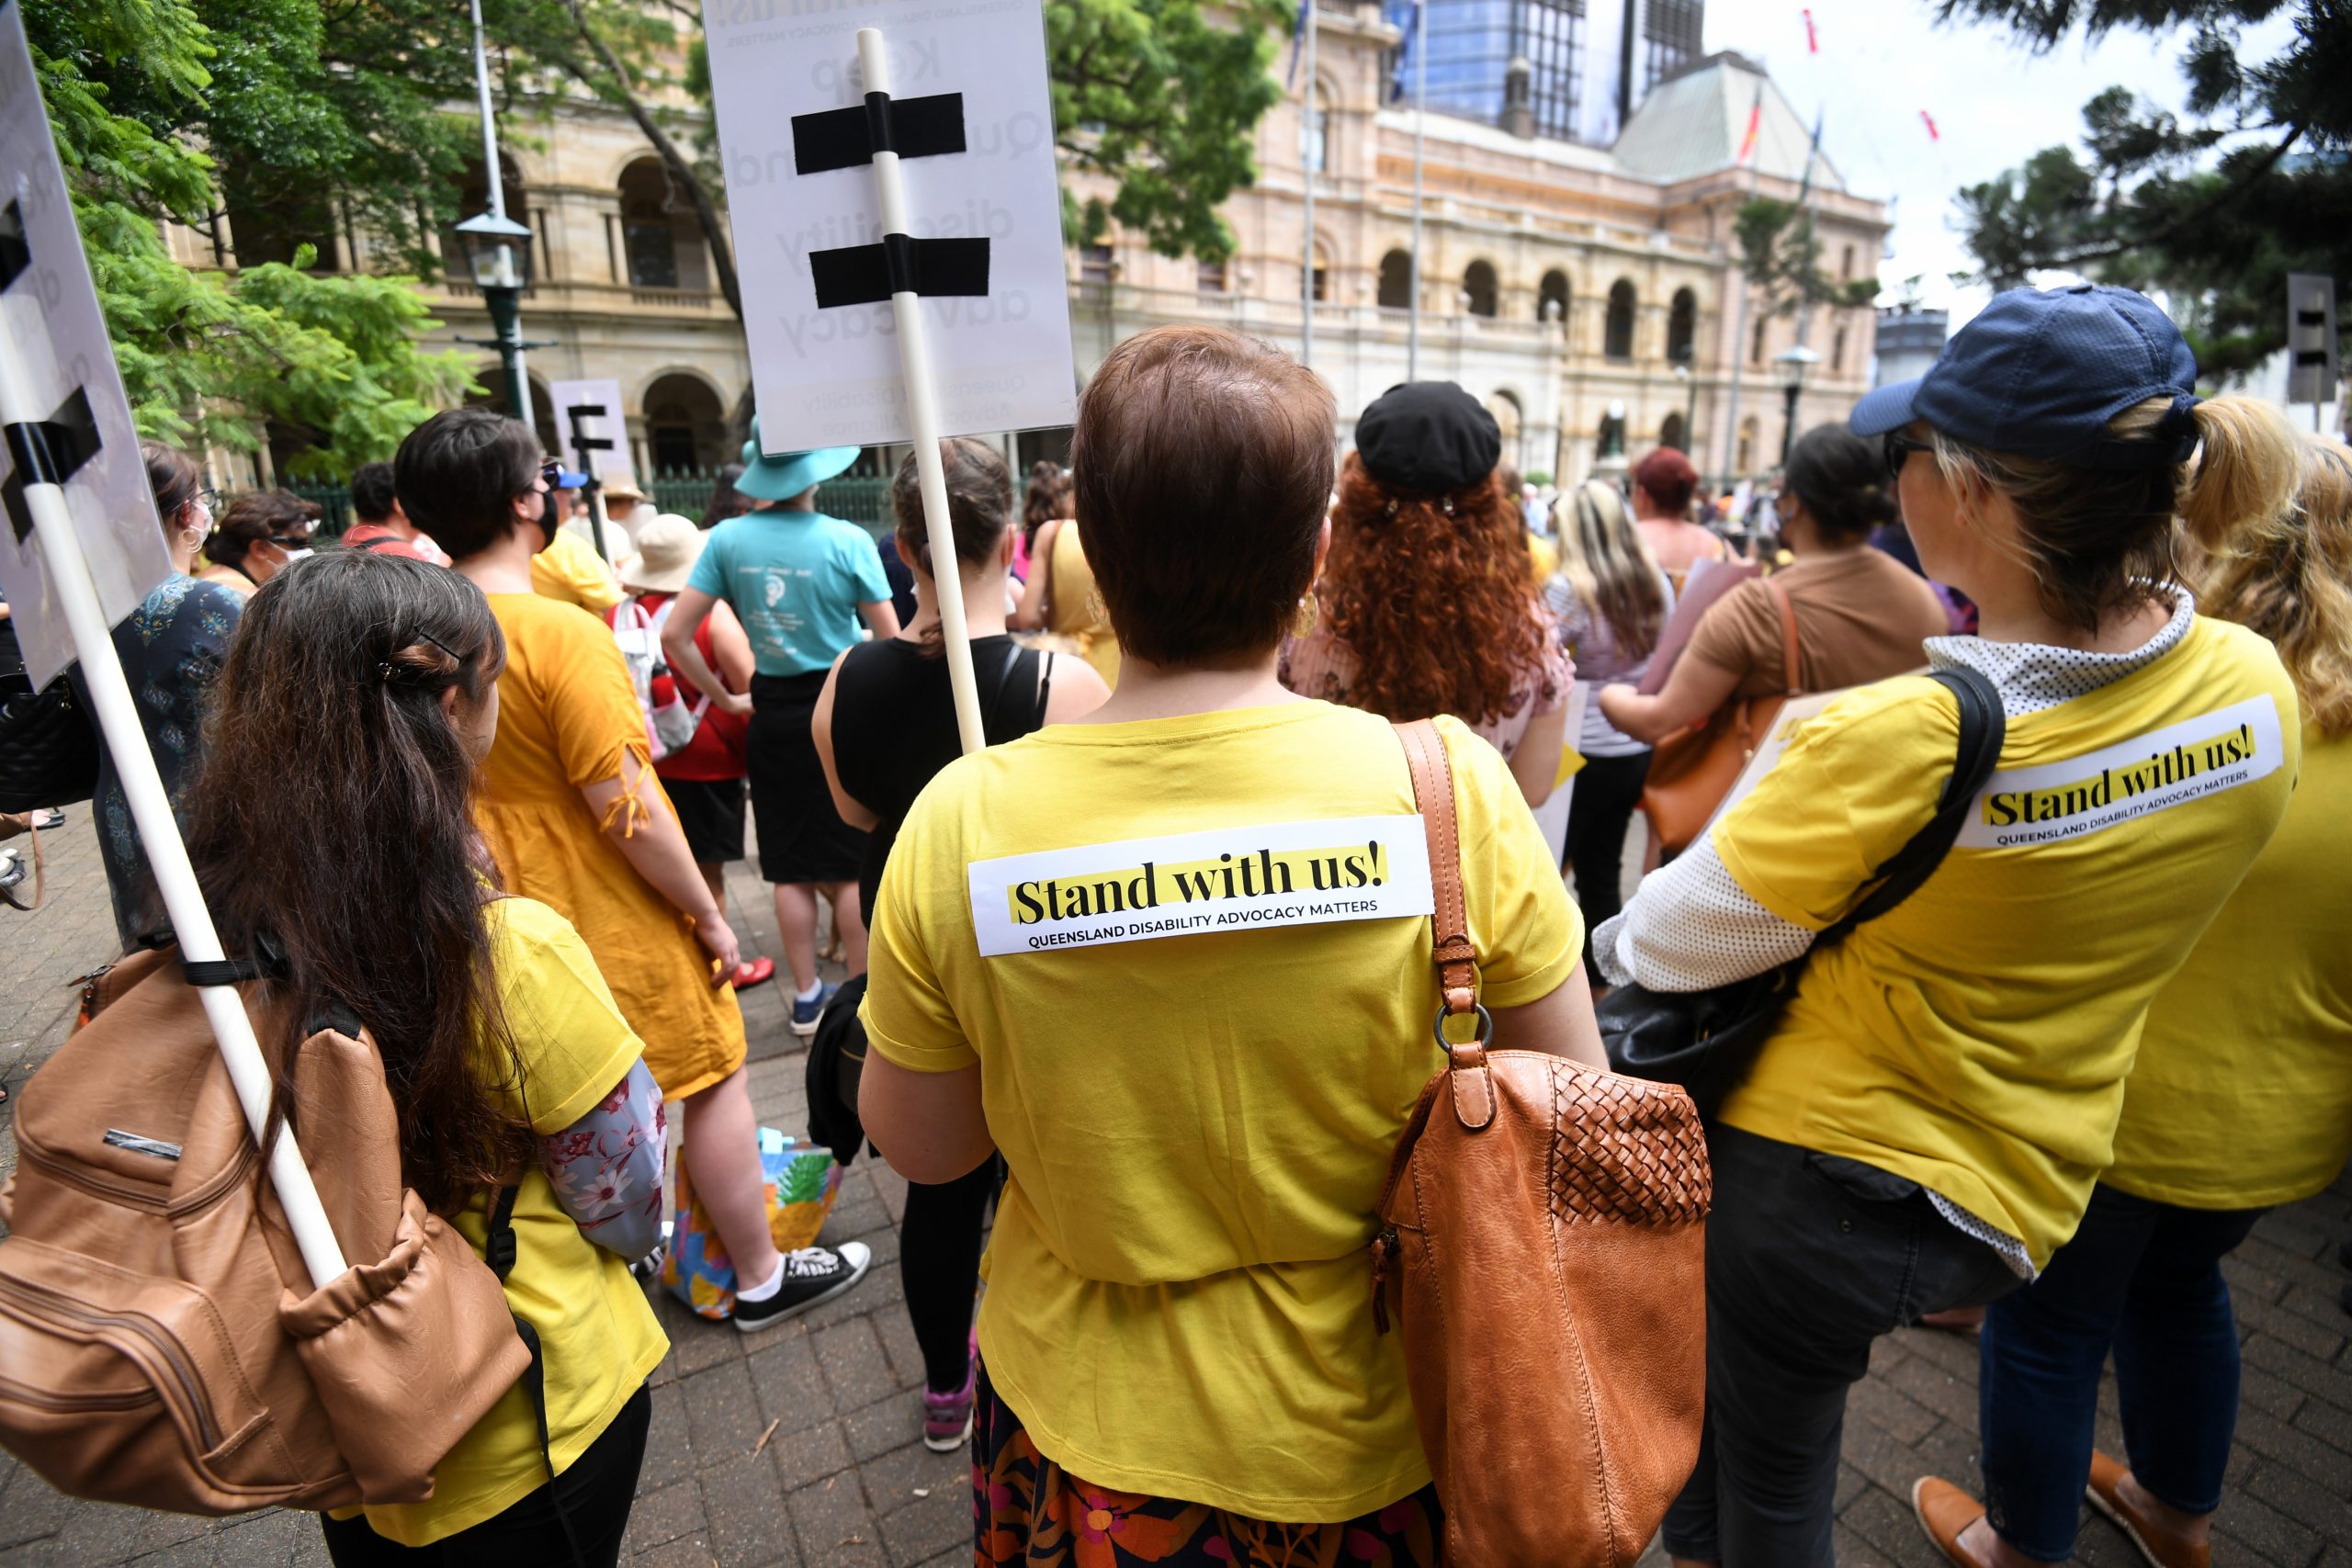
[
  {"x1": 347, "y1": 897, "x2": 669, "y2": 1546},
  {"x1": 531, "y1": 527, "x2": 624, "y2": 615},
  {"x1": 2107, "y1": 724, "x2": 2352, "y2": 1209},
  {"x1": 1713, "y1": 615, "x2": 2300, "y2": 1269},
  {"x1": 1526, "y1": 531, "x2": 1560, "y2": 586},
  {"x1": 862, "y1": 704, "x2": 1580, "y2": 1520}
]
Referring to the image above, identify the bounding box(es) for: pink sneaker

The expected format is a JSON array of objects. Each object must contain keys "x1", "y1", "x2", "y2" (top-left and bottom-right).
[{"x1": 922, "y1": 1367, "x2": 975, "y2": 1452}]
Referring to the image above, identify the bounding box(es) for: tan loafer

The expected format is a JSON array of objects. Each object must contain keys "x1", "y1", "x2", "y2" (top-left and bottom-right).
[
  {"x1": 1912, "y1": 1477, "x2": 2000, "y2": 1567},
  {"x1": 2086, "y1": 1451, "x2": 2210, "y2": 1568}
]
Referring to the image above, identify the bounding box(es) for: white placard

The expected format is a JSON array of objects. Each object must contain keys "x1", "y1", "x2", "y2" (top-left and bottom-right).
[
  {"x1": 967, "y1": 815, "x2": 1435, "y2": 957},
  {"x1": 702, "y1": 0, "x2": 1077, "y2": 451},
  {"x1": 0, "y1": 0, "x2": 172, "y2": 690},
  {"x1": 549, "y1": 376, "x2": 628, "y2": 480}
]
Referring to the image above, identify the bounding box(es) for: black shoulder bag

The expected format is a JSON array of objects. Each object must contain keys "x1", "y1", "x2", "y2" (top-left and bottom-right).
[{"x1": 1597, "y1": 666, "x2": 2006, "y2": 1118}]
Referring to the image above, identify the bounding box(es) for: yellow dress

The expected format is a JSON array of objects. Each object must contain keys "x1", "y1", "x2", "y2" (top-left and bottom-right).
[
  {"x1": 475, "y1": 593, "x2": 747, "y2": 1100},
  {"x1": 1044, "y1": 520, "x2": 1121, "y2": 689}
]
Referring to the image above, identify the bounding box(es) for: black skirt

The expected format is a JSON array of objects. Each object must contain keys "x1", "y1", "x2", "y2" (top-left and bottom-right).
[{"x1": 747, "y1": 671, "x2": 867, "y2": 884}]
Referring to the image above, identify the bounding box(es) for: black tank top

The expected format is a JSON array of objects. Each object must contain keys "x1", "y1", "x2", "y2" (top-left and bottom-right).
[{"x1": 832, "y1": 634, "x2": 1052, "y2": 918}]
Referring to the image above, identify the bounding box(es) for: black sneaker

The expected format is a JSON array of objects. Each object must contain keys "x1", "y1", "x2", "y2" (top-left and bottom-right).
[{"x1": 730, "y1": 1240, "x2": 872, "y2": 1334}]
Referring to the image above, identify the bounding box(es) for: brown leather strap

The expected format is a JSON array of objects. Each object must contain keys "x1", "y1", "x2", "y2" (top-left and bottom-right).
[
  {"x1": 1393, "y1": 719, "x2": 1477, "y2": 1017},
  {"x1": 1766, "y1": 577, "x2": 1802, "y2": 696}
]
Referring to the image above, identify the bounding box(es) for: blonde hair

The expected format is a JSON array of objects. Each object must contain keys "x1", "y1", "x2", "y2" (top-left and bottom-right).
[
  {"x1": 2188, "y1": 434, "x2": 2352, "y2": 736},
  {"x1": 1552, "y1": 480, "x2": 1668, "y2": 659},
  {"x1": 1929, "y1": 393, "x2": 2301, "y2": 634}
]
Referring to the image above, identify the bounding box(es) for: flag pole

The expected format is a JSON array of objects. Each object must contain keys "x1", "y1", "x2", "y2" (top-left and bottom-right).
[
  {"x1": 1408, "y1": 0, "x2": 1425, "y2": 380},
  {"x1": 0, "y1": 309, "x2": 347, "y2": 1290},
  {"x1": 1301, "y1": 0, "x2": 1317, "y2": 369},
  {"x1": 1717, "y1": 77, "x2": 1766, "y2": 486},
  {"x1": 856, "y1": 28, "x2": 986, "y2": 753}
]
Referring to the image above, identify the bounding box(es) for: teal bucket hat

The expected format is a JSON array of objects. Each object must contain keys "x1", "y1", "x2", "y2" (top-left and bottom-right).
[{"x1": 736, "y1": 418, "x2": 861, "y2": 502}]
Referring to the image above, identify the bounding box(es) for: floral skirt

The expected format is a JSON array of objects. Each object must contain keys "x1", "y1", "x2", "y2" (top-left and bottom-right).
[{"x1": 972, "y1": 1359, "x2": 1444, "y2": 1566}]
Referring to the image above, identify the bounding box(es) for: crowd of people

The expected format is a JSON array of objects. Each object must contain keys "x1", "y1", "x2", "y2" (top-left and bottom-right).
[{"x1": 6, "y1": 282, "x2": 2348, "y2": 1568}]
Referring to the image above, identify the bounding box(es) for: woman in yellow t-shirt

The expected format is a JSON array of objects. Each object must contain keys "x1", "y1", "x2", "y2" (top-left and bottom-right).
[
  {"x1": 1010, "y1": 506, "x2": 1122, "y2": 689},
  {"x1": 396, "y1": 409, "x2": 873, "y2": 1333},
  {"x1": 185, "y1": 552, "x2": 667, "y2": 1560},
  {"x1": 858, "y1": 325, "x2": 1605, "y2": 1561},
  {"x1": 1933, "y1": 434, "x2": 2352, "y2": 1568},
  {"x1": 1596, "y1": 286, "x2": 2305, "y2": 1568}
]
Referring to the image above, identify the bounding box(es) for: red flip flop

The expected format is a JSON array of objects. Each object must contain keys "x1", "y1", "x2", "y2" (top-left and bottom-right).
[{"x1": 730, "y1": 957, "x2": 776, "y2": 989}]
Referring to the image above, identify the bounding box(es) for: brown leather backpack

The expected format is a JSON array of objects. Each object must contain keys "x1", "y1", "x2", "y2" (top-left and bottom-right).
[
  {"x1": 1372, "y1": 720, "x2": 1712, "y2": 1565},
  {"x1": 0, "y1": 948, "x2": 530, "y2": 1515}
]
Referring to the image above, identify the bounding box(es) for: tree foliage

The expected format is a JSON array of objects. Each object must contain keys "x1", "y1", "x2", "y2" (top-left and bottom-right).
[
  {"x1": 1941, "y1": 0, "x2": 2350, "y2": 378},
  {"x1": 28, "y1": 0, "x2": 476, "y2": 475},
  {"x1": 1735, "y1": 197, "x2": 1883, "y2": 319}
]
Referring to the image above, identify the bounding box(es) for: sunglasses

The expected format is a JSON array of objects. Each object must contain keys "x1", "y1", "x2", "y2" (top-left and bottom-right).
[{"x1": 1883, "y1": 432, "x2": 1934, "y2": 481}]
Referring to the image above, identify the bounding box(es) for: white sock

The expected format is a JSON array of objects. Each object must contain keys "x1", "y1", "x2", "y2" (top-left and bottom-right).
[
  {"x1": 796, "y1": 978, "x2": 823, "y2": 1003},
  {"x1": 735, "y1": 1255, "x2": 786, "y2": 1303}
]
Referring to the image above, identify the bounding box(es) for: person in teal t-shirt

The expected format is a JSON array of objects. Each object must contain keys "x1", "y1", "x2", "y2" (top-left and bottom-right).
[{"x1": 664, "y1": 424, "x2": 898, "y2": 1036}]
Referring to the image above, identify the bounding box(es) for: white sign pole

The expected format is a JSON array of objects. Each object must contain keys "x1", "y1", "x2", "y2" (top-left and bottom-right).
[
  {"x1": 0, "y1": 319, "x2": 347, "y2": 1291},
  {"x1": 855, "y1": 27, "x2": 985, "y2": 755}
]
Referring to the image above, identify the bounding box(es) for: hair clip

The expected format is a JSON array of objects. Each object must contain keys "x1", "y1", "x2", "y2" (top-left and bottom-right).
[
  {"x1": 377, "y1": 660, "x2": 394, "y2": 682},
  {"x1": 1441, "y1": 497, "x2": 1456, "y2": 516},
  {"x1": 413, "y1": 628, "x2": 462, "y2": 662}
]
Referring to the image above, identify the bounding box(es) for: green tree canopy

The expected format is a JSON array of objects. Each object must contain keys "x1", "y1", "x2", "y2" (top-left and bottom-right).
[
  {"x1": 29, "y1": 0, "x2": 476, "y2": 476},
  {"x1": 1942, "y1": 0, "x2": 2349, "y2": 378}
]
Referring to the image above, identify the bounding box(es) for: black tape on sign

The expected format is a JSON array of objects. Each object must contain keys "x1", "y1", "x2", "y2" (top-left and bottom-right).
[
  {"x1": 810, "y1": 234, "x2": 989, "y2": 310},
  {"x1": 793, "y1": 92, "x2": 968, "y2": 175},
  {"x1": 0, "y1": 200, "x2": 28, "y2": 293},
  {"x1": 2, "y1": 387, "x2": 103, "y2": 544}
]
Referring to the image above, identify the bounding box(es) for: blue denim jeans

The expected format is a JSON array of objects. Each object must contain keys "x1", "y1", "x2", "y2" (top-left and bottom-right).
[{"x1": 1978, "y1": 1184, "x2": 2266, "y2": 1562}]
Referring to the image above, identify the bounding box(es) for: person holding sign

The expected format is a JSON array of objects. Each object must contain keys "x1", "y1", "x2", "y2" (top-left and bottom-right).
[
  {"x1": 858, "y1": 326, "x2": 1604, "y2": 1560},
  {"x1": 1915, "y1": 433, "x2": 2352, "y2": 1568},
  {"x1": 395, "y1": 410, "x2": 871, "y2": 1335},
  {"x1": 662, "y1": 423, "x2": 899, "y2": 1037},
  {"x1": 1281, "y1": 381, "x2": 1572, "y2": 807},
  {"x1": 1591, "y1": 285, "x2": 2305, "y2": 1568}
]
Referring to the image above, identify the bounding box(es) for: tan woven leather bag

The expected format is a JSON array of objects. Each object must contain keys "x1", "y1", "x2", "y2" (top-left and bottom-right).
[
  {"x1": 0, "y1": 949, "x2": 530, "y2": 1515},
  {"x1": 1372, "y1": 720, "x2": 1712, "y2": 1565}
]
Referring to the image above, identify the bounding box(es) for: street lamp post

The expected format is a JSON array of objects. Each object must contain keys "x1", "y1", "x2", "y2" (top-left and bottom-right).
[
  {"x1": 455, "y1": 212, "x2": 535, "y2": 423},
  {"x1": 1774, "y1": 343, "x2": 1822, "y2": 468},
  {"x1": 1673, "y1": 346, "x2": 1700, "y2": 454}
]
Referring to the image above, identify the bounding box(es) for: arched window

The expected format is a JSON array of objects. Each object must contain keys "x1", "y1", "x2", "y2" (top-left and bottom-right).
[
  {"x1": 1736, "y1": 415, "x2": 1759, "y2": 476},
  {"x1": 1378, "y1": 249, "x2": 1413, "y2": 310},
  {"x1": 1666, "y1": 288, "x2": 1697, "y2": 363},
  {"x1": 1660, "y1": 412, "x2": 1687, "y2": 453},
  {"x1": 1833, "y1": 324, "x2": 1849, "y2": 372},
  {"x1": 1305, "y1": 85, "x2": 1333, "y2": 175},
  {"x1": 1840, "y1": 243, "x2": 1855, "y2": 280},
  {"x1": 1464, "y1": 260, "x2": 1498, "y2": 318},
  {"x1": 1750, "y1": 317, "x2": 1768, "y2": 366},
  {"x1": 643, "y1": 373, "x2": 729, "y2": 473},
  {"x1": 1312, "y1": 243, "x2": 1331, "y2": 303},
  {"x1": 1538, "y1": 269, "x2": 1569, "y2": 324},
  {"x1": 1487, "y1": 390, "x2": 1522, "y2": 459},
  {"x1": 1604, "y1": 279, "x2": 1636, "y2": 359},
  {"x1": 618, "y1": 158, "x2": 707, "y2": 291}
]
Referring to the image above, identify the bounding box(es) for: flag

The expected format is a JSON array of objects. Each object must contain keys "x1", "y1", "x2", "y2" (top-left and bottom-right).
[
  {"x1": 1802, "y1": 8, "x2": 1818, "y2": 52},
  {"x1": 1286, "y1": 0, "x2": 1311, "y2": 87},
  {"x1": 1734, "y1": 85, "x2": 1763, "y2": 166},
  {"x1": 1919, "y1": 109, "x2": 1940, "y2": 141}
]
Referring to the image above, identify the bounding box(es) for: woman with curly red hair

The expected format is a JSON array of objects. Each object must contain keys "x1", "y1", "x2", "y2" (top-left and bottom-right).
[{"x1": 1281, "y1": 381, "x2": 1571, "y2": 804}]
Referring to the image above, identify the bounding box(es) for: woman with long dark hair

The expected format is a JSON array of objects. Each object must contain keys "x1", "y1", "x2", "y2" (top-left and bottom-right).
[
  {"x1": 187, "y1": 551, "x2": 666, "y2": 1562},
  {"x1": 1281, "y1": 381, "x2": 1570, "y2": 805}
]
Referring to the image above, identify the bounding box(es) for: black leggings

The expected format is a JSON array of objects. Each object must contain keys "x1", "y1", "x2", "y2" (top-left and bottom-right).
[
  {"x1": 1563, "y1": 750, "x2": 1651, "y2": 972},
  {"x1": 320, "y1": 1383, "x2": 651, "y2": 1566},
  {"x1": 899, "y1": 1158, "x2": 1000, "y2": 1393}
]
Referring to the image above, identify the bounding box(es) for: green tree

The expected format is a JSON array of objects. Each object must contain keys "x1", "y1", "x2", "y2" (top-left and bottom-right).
[
  {"x1": 1734, "y1": 197, "x2": 1883, "y2": 320},
  {"x1": 1940, "y1": 0, "x2": 2349, "y2": 378},
  {"x1": 28, "y1": 0, "x2": 476, "y2": 475}
]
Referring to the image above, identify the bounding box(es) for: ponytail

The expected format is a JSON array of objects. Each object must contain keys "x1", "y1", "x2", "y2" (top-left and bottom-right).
[{"x1": 2168, "y1": 395, "x2": 2303, "y2": 558}]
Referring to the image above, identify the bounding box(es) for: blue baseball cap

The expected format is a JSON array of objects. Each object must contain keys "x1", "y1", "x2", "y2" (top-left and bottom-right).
[
  {"x1": 1850, "y1": 284, "x2": 2200, "y2": 470},
  {"x1": 737, "y1": 417, "x2": 861, "y2": 502}
]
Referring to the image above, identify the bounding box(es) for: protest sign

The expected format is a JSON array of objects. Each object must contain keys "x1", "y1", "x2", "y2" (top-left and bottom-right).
[
  {"x1": 701, "y1": 0, "x2": 1077, "y2": 452},
  {"x1": 550, "y1": 377, "x2": 628, "y2": 480},
  {"x1": 0, "y1": 0, "x2": 170, "y2": 689}
]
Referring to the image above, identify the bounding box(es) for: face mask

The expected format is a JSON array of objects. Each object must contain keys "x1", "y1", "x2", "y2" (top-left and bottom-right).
[{"x1": 279, "y1": 547, "x2": 314, "y2": 563}]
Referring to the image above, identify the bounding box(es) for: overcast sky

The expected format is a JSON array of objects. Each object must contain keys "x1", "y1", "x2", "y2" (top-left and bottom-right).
[{"x1": 1702, "y1": 1, "x2": 2301, "y2": 329}]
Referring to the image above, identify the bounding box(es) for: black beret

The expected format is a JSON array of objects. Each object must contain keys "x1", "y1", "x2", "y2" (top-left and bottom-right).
[{"x1": 1353, "y1": 382, "x2": 1501, "y2": 493}]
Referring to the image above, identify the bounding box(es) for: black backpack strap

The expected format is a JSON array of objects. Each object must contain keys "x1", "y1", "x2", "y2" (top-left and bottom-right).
[
  {"x1": 1818, "y1": 666, "x2": 2007, "y2": 946},
  {"x1": 484, "y1": 1183, "x2": 587, "y2": 1567}
]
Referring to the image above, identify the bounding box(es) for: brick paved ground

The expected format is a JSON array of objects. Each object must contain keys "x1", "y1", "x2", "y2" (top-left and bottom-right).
[{"x1": 3, "y1": 811, "x2": 2347, "y2": 1566}]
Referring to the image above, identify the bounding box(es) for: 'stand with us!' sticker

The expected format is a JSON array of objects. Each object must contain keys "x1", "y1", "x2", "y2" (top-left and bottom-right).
[{"x1": 966, "y1": 816, "x2": 1436, "y2": 957}]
